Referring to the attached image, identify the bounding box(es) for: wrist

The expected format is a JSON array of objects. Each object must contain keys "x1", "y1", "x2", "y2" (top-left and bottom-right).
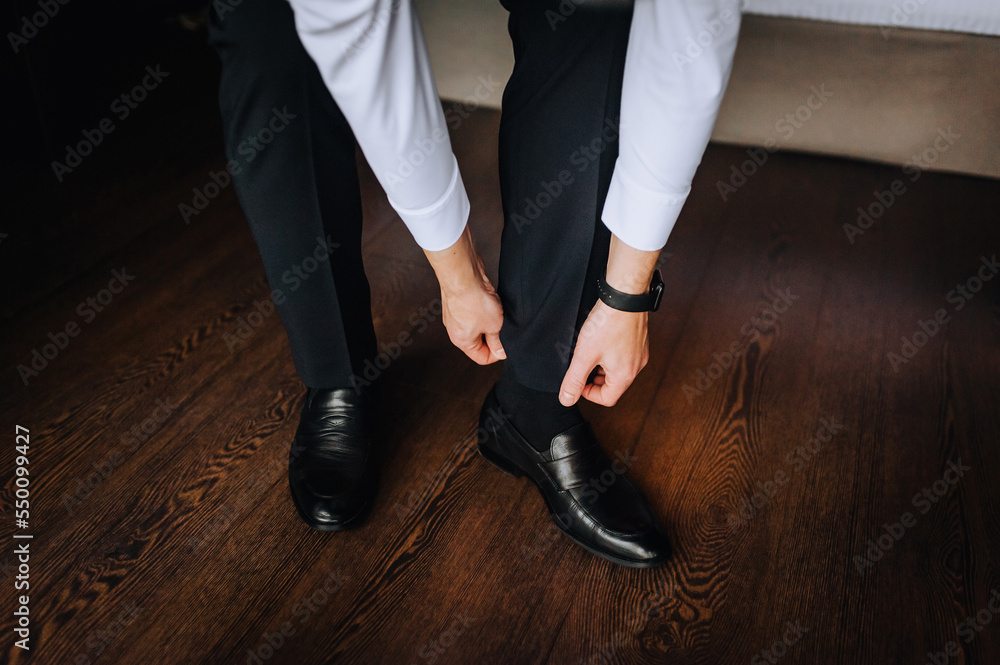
[
  {"x1": 604, "y1": 265, "x2": 652, "y2": 295},
  {"x1": 438, "y1": 263, "x2": 486, "y2": 297},
  {"x1": 424, "y1": 226, "x2": 487, "y2": 296},
  {"x1": 604, "y1": 234, "x2": 660, "y2": 295}
]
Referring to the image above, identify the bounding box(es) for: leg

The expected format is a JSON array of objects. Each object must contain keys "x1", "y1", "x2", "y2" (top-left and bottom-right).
[
  {"x1": 209, "y1": 0, "x2": 379, "y2": 531},
  {"x1": 209, "y1": 0, "x2": 376, "y2": 389},
  {"x1": 479, "y1": 0, "x2": 670, "y2": 568},
  {"x1": 497, "y1": 0, "x2": 633, "y2": 392}
]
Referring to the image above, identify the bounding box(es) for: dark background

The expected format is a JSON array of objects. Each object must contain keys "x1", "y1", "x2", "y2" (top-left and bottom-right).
[{"x1": 4, "y1": 0, "x2": 218, "y2": 318}]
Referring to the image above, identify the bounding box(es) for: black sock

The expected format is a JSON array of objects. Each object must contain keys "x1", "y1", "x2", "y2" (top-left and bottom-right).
[{"x1": 495, "y1": 365, "x2": 584, "y2": 452}]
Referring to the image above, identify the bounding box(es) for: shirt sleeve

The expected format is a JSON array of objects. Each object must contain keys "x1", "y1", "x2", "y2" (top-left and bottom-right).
[
  {"x1": 286, "y1": 0, "x2": 469, "y2": 251},
  {"x1": 601, "y1": 0, "x2": 742, "y2": 251}
]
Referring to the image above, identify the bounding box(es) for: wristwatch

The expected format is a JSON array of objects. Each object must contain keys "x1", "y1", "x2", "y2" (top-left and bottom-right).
[{"x1": 597, "y1": 269, "x2": 664, "y2": 312}]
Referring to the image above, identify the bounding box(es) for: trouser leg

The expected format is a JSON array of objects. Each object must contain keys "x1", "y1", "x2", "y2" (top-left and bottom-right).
[
  {"x1": 496, "y1": 0, "x2": 634, "y2": 392},
  {"x1": 208, "y1": 0, "x2": 376, "y2": 389}
]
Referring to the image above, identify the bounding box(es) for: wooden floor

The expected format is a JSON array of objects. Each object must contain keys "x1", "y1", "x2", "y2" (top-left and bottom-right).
[{"x1": 3, "y1": 46, "x2": 1000, "y2": 665}]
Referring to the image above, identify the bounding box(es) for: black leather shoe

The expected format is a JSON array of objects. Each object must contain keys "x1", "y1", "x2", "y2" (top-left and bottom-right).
[
  {"x1": 478, "y1": 387, "x2": 670, "y2": 568},
  {"x1": 288, "y1": 388, "x2": 378, "y2": 531}
]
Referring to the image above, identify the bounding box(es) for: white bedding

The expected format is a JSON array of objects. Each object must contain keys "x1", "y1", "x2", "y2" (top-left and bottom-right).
[{"x1": 745, "y1": 0, "x2": 1000, "y2": 36}]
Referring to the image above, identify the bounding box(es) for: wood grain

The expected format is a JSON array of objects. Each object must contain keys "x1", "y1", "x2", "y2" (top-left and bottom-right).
[{"x1": 2, "y1": 52, "x2": 998, "y2": 665}]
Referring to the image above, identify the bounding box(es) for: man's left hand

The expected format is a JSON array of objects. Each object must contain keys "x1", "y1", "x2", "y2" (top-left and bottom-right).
[{"x1": 559, "y1": 300, "x2": 649, "y2": 407}]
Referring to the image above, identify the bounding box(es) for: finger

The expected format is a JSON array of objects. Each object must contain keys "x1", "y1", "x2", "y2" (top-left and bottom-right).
[
  {"x1": 583, "y1": 372, "x2": 630, "y2": 407},
  {"x1": 463, "y1": 337, "x2": 493, "y2": 365},
  {"x1": 582, "y1": 382, "x2": 619, "y2": 407},
  {"x1": 451, "y1": 329, "x2": 490, "y2": 365},
  {"x1": 484, "y1": 332, "x2": 506, "y2": 360},
  {"x1": 582, "y1": 384, "x2": 610, "y2": 406},
  {"x1": 559, "y1": 351, "x2": 597, "y2": 407},
  {"x1": 589, "y1": 368, "x2": 606, "y2": 387}
]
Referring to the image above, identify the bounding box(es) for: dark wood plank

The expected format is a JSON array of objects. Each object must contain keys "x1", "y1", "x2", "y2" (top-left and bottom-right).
[{"x1": 2, "y1": 59, "x2": 999, "y2": 665}]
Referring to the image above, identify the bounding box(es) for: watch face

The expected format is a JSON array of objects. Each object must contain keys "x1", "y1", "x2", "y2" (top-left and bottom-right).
[
  {"x1": 651, "y1": 269, "x2": 664, "y2": 312},
  {"x1": 651, "y1": 283, "x2": 664, "y2": 312}
]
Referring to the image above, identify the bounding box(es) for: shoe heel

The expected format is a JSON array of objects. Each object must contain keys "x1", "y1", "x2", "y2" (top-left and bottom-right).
[
  {"x1": 477, "y1": 441, "x2": 524, "y2": 478},
  {"x1": 477, "y1": 388, "x2": 524, "y2": 477}
]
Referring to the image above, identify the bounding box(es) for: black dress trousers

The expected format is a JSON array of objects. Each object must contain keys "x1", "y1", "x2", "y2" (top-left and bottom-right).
[
  {"x1": 208, "y1": 0, "x2": 633, "y2": 394},
  {"x1": 496, "y1": 0, "x2": 634, "y2": 393},
  {"x1": 208, "y1": 0, "x2": 377, "y2": 390}
]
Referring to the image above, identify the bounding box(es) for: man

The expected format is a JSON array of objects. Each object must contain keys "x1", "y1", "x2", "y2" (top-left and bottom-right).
[{"x1": 209, "y1": 0, "x2": 740, "y2": 568}]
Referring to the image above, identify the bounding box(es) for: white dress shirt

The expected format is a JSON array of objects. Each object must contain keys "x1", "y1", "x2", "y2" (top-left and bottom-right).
[
  {"x1": 603, "y1": 1, "x2": 742, "y2": 251},
  {"x1": 286, "y1": 0, "x2": 741, "y2": 253}
]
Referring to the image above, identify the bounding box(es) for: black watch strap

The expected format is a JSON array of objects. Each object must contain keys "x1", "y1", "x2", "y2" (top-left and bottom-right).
[{"x1": 597, "y1": 269, "x2": 664, "y2": 312}]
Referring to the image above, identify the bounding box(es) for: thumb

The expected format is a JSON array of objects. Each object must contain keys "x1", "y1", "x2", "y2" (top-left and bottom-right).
[
  {"x1": 484, "y1": 332, "x2": 506, "y2": 360},
  {"x1": 559, "y1": 351, "x2": 595, "y2": 406}
]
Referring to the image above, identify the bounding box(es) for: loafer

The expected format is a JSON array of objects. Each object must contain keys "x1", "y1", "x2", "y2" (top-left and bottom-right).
[
  {"x1": 288, "y1": 387, "x2": 378, "y2": 531},
  {"x1": 478, "y1": 387, "x2": 670, "y2": 568}
]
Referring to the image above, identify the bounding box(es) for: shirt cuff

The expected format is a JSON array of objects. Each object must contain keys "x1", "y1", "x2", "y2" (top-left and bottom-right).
[
  {"x1": 601, "y1": 165, "x2": 690, "y2": 252},
  {"x1": 387, "y1": 153, "x2": 470, "y2": 252}
]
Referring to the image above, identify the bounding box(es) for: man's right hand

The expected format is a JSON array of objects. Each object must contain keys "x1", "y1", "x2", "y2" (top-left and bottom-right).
[
  {"x1": 440, "y1": 274, "x2": 505, "y2": 365},
  {"x1": 423, "y1": 225, "x2": 505, "y2": 365}
]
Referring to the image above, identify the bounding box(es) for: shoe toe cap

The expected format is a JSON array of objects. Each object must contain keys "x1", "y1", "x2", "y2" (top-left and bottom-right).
[{"x1": 312, "y1": 496, "x2": 365, "y2": 527}]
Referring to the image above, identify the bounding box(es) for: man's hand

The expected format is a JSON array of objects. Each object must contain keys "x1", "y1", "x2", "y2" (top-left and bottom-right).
[
  {"x1": 440, "y1": 274, "x2": 505, "y2": 365},
  {"x1": 559, "y1": 234, "x2": 660, "y2": 406},
  {"x1": 559, "y1": 301, "x2": 648, "y2": 406},
  {"x1": 424, "y1": 225, "x2": 505, "y2": 365}
]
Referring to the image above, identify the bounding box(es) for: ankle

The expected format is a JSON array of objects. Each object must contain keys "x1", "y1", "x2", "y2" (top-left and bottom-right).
[{"x1": 494, "y1": 369, "x2": 584, "y2": 452}]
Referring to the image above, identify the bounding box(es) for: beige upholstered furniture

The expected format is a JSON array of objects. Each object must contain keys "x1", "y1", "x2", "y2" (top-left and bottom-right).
[{"x1": 416, "y1": 0, "x2": 1000, "y2": 179}]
